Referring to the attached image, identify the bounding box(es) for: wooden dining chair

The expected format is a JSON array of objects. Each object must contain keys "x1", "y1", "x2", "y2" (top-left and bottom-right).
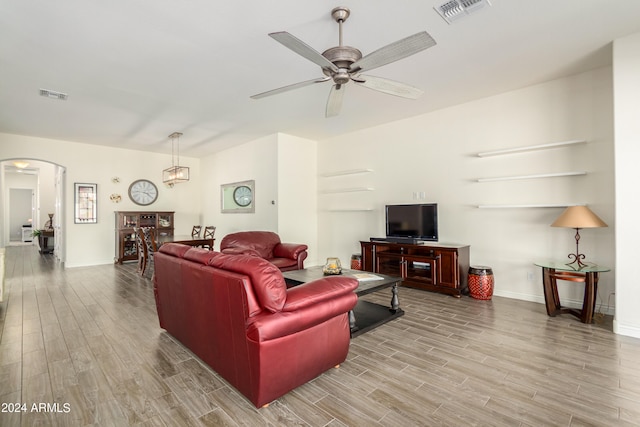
[
  {"x1": 203, "y1": 226, "x2": 216, "y2": 250},
  {"x1": 134, "y1": 227, "x2": 148, "y2": 277},
  {"x1": 192, "y1": 225, "x2": 202, "y2": 238},
  {"x1": 140, "y1": 227, "x2": 157, "y2": 279}
]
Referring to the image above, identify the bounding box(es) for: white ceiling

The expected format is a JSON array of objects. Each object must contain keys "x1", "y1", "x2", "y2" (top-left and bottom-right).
[{"x1": 2, "y1": 0, "x2": 640, "y2": 158}]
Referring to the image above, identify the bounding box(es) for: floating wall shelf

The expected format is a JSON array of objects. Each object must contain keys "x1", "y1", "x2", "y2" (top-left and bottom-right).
[
  {"x1": 320, "y1": 168, "x2": 374, "y2": 177},
  {"x1": 476, "y1": 139, "x2": 586, "y2": 157},
  {"x1": 476, "y1": 171, "x2": 587, "y2": 182},
  {"x1": 320, "y1": 187, "x2": 375, "y2": 194},
  {"x1": 477, "y1": 203, "x2": 584, "y2": 209}
]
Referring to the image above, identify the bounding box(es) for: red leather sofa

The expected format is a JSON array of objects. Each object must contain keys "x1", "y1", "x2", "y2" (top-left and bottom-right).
[
  {"x1": 220, "y1": 231, "x2": 308, "y2": 271},
  {"x1": 153, "y1": 243, "x2": 358, "y2": 408}
]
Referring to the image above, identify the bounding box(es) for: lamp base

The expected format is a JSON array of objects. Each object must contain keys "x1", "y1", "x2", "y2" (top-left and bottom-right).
[{"x1": 566, "y1": 252, "x2": 587, "y2": 269}]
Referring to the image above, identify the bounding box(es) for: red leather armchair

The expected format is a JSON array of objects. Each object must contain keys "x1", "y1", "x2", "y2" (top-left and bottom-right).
[
  {"x1": 220, "y1": 231, "x2": 308, "y2": 271},
  {"x1": 153, "y1": 244, "x2": 358, "y2": 408}
]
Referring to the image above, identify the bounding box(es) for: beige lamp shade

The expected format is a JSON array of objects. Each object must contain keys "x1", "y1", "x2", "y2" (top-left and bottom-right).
[{"x1": 551, "y1": 206, "x2": 607, "y2": 228}]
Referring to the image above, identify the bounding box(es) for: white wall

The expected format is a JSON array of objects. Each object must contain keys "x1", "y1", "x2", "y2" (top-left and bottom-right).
[
  {"x1": 199, "y1": 133, "x2": 319, "y2": 262},
  {"x1": 200, "y1": 134, "x2": 279, "y2": 249},
  {"x1": 277, "y1": 134, "x2": 318, "y2": 265},
  {"x1": 317, "y1": 67, "x2": 615, "y2": 312},
  {"x1": 613, "y1": 32, "x2": 640, "y2": 338},
  {"x1": 0, "y1": 133, "x2": 201, "y2": 267}
]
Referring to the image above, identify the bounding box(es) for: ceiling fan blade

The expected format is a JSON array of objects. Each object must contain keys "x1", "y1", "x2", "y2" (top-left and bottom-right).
[
  {"x1": 250, "y1": 77, "x2": 331, "y2": 99},
  {"x1": 350, "y1": 31, "x2": 436, "y2": 73},
  {"x1": 269, "y1": 32, "x2": 339, "y2": 73},
  {"x1": 326, "y1": 84, "x2": 344, "y2": 117},
  {"x1": 353, "y1": 74, "x2": 424, "y2": 99}
]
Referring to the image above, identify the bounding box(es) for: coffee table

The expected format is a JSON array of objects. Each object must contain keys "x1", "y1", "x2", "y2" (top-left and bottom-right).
[{"x1": 283, "y1": 266, "x2": 404, "y2": 337}]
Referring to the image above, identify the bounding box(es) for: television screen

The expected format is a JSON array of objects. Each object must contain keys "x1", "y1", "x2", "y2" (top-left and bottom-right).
[{"x1": 385, "y1": 204, "x2": 438, "y2": 241}]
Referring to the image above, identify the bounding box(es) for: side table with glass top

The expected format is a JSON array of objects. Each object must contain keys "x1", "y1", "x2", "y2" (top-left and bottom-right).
[{"x1": 534, "y1": 261, "x2": 610, "y2": 324}]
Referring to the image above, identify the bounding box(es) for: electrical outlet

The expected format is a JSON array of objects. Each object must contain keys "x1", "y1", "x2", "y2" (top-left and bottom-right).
[{"x1": 527, "y1": 271, "x2": 534, "y2": 282}]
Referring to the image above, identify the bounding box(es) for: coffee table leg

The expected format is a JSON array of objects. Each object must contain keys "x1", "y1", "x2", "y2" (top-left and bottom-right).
[
  {"x1": 390, "y1": 283, "x2": 400, "y2": 313},
  {"x1": 349, "y1": 310, "x2": 356, "y2": 331}
]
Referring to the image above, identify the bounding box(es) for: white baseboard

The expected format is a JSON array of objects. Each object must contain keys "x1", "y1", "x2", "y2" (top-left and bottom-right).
[
  {"x1": 613, "y1": 319, "x2": 640, "y2": 339},
  {"x1": 492, "y1": 289, "x2": 615, "y2": 316}
]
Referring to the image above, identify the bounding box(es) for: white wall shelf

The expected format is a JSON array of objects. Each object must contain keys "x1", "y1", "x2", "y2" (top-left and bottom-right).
[
  {"x1": 476, "y1": 139, "x2": 586, "y2": 157},
  {"x1": 326, "y1": 208, "x2": 374, "y2": 212},
  {"x1": 320, "y1": 168, "x2": 374, "y2": 177},
  {"x1": 476, "y1": 171, "x2": 587, "y2": 182},
  {"x1": 477, "y1": 203, "x2": 584, "y2": 209},
  {"x1": 320, "y1": 187, "x2": 374, "y2": 194}
]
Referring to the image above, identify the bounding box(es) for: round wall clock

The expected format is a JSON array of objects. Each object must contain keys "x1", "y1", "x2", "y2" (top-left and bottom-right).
[
  {"x1": 233, "y1": 185, "x2": 253, "y2": 207},
  {"x1": 128, "y1": 179, "x2": 158, "y2": 206}
]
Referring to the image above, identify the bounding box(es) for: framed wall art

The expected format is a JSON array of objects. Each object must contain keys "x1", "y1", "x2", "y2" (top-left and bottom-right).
[
  {"x1": 74, "y1": 183, "x2": 98, "y2": 223},
  {"x1": 221, "y1": 180, "x2": 255, "y2": 213}
]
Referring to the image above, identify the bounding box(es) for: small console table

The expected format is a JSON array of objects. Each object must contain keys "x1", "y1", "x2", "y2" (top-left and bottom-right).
[{"x1": 534, "y1": 261, "x2": 610, "y2": 324}]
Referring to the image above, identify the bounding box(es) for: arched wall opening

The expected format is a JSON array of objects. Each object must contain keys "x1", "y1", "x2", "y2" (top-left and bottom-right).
[{"x1": 1, "y1": 157, "x2": 66, "y2": 263}]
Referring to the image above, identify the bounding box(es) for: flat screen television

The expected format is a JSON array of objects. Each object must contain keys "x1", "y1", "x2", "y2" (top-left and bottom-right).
[{"x1": 385, "y1": 203, "x2": 438, "y2": 242}]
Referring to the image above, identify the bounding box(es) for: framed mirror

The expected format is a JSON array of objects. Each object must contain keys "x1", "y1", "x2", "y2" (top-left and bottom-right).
[
  {"x1": 221, "y1": 180, "x2": 255, "y2": 213},
  {"x1": 74, "y1": 183, "x2": 98, "y2": 223}
]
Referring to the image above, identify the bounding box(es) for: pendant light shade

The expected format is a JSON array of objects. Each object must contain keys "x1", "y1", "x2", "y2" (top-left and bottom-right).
[{"x1": 163, "y1": 132, "x2": 190, "y2": 186}]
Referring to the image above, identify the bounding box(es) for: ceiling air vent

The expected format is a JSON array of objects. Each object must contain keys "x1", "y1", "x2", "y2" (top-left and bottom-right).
[
  {"x1": 434, "y1": 0, "x2": 491, "y2": 24},
  {"x1": 39, "y1": 89, "x2": 68, "y2": 101}
]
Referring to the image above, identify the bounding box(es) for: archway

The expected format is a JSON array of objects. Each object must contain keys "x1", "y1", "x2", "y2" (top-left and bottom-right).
[{"x1": 1, "y1": 158, "x2": 66, "y2": 263}]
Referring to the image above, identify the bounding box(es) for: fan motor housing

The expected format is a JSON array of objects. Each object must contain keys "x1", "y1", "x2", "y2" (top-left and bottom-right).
[{"x1": 322, "y1": 46, "x2": 362, "y2": 69}]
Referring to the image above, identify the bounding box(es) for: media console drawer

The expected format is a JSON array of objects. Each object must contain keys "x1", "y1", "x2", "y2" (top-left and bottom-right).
[{"x1": 360, "y1": 241, "x2": 470, "y2": 297}]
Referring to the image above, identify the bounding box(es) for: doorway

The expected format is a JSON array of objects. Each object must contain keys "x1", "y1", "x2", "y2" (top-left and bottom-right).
[
  {"x1": 1, "y1": 159, "x2": 65, "y2": 263},
  {"x1": 8, "y1": 188, "x2": 34, "y2": 242}
]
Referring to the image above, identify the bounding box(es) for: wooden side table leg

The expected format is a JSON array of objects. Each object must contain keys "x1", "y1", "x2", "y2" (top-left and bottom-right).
[
  {"x1": 581, "y1": 272, "x2": 598, "y2": 323},
  {"x1": 542, "y1": 268, "x2": 561, "y2": 316}
]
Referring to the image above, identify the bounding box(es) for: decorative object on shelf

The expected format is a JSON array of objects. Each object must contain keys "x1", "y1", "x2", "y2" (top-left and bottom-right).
[
  {"x1": 111, "y1": 176, "x2": 120, "y2": 183},
  {"x1": 44, "y1": 213, "x2": 54, "y2": 230},
  {"x1": 163, "y1": 132, "x2": 190, "y2": 187},
  {"x1": 551, "y1": 206, "x2": 608, "y2": 269},
  {"x1": 468, "y1": 266, "x2": 494, "y2": 300},
  {"x1": 128, "y1": 179, "x2": 158, "y2": 206},
  {"x1": 74, "y1": 183, "x2": 98, "y2": 224},
  {"x1": 221, "y1": 180, "x2": 255, "y2": 213},
  {"x1": 110, "y1": 193, "x2": 122, "y2": 203},
  {"x1": 323, "y1": 257, "x2": 342, "y2": 275}
]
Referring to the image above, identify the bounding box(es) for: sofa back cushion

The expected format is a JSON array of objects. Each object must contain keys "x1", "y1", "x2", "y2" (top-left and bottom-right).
[
  {"x1": 158, "y1": 242, "x2": 191, "y2": 258},
  {"x1": 220, "y1": 231, "x2": 282, "y2": 260},
  {"x1": 183, "y1": 247, "x2": 220, "y2": 265},
  {"x1": 210, "y1": 253, "x2": 287, "y2": 313}
]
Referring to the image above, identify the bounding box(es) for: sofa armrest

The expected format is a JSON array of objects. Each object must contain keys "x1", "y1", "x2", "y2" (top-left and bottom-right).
[
  {"x1": 273, "y1": 243, "x2": 308, "y2": 260},
  {"x1": 246, "y1": 277, "x2": 358, "y2": 342},
  {"x1": 282, "y1": 277, "x2": 358, "y2": 311}
]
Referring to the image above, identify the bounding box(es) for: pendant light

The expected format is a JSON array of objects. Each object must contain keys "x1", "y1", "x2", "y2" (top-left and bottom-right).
[{"x1": 163, "y1": 132, "x2": 190, "y2": 187}]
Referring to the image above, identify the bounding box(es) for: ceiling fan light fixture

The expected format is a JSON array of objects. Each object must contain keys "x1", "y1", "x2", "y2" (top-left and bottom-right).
[{"x1": 435, "y1": 0, "x2": 492, "y2": 24}]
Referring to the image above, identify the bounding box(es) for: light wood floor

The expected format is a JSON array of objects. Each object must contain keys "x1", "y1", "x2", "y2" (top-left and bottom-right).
[{"x1": 1, "y1": 246, "x2": 640, "y2": 426}]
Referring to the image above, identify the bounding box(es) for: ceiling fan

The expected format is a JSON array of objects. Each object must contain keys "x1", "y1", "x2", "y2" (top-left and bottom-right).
[{"x1": 250, "y1": 6, "x2": 437, "y2": 117}]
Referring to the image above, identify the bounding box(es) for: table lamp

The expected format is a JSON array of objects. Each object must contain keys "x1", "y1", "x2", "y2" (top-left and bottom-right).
[{"x1": 550, "y1": 206, "x2": 607, "y2": 268}]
